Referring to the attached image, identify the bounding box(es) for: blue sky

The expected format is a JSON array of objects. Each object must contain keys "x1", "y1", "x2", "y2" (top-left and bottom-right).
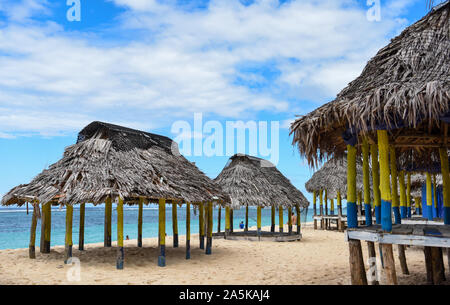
[{"x1": 0, "y1": 0, "x2": 439, "y2": 205}]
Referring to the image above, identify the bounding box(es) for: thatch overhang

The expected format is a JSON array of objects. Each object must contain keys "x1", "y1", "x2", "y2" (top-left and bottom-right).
[
  {"x1": 214, "y1": 154, "x2": 309, "y2": 209},
  {"x1": 305, "y1": 155, "x2": 372, "y2": 200},
  {"x1": 290, "y1": 2, "x2": 450, "y2": 168},
  {"x1": 1, "y1": 121, "x2": 230, "y2": 206}
]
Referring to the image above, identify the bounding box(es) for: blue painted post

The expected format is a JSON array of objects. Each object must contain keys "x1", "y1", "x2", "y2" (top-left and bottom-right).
[
  {"x1": 362, "y1": 138, "x2": 372, "y2": 226},
  {"x1": 378, "y1": 130, "x2": 392, "y2": 232}
]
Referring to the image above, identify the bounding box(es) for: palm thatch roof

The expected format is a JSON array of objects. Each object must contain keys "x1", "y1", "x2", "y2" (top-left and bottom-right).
[
  {"x1": 290, "y1": 2, "x2": 450, "y2": 168},
  {"x1": 1, "y1": 121, "x2": 230, "y2": 206},
  {"x1": 214, "y1": 154, "x2": 309, "y2": 209},
  {"x1": 305, "y1": 155, "x2": 371, "y2": 199}
]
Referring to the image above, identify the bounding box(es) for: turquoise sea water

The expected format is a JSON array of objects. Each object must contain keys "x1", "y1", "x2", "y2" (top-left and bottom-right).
[{"x1": 0, "y1": 205, "x2": 315, "y2": 250}]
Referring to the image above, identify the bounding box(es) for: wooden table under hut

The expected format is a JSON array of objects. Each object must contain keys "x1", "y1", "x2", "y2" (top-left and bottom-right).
[
  {"x1": 290, "y1": 2, "x2": 450, "y2": 285},
  {"x1": 305, "y1": 155, "x2": 374, "y2": 231},
  {"x1": 1, "y1": 121, "x2": 230, "y2": 269},
  {"x1": 212, "y1": 154, "x2": 309, "y2": 242}
]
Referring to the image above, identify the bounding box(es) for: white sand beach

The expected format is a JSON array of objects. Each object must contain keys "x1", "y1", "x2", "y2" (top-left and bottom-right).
[{"x1": 0, "y1": 223, "x2": 444, "y2": 285}]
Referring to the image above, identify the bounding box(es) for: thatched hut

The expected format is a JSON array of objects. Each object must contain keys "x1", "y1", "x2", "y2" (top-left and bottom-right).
[
  {"x1": 1, "y1": 121, "x2": 230, "y2": 268},
  {"x1": 290, "y1": 2, "x2": 449, "y2": 285},
  {"x1": 213, "y1": 154, "x2": 309, "y2": 240}
]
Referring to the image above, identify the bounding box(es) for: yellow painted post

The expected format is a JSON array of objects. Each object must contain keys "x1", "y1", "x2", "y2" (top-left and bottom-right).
[
  {"x1": 172, "y1": 202, "x2": 179, "y2": 248},
  {"x1": 206, "y1": 202, "x2": 213, "y2": 254},
  {"x1": 79, "y1": 203, "x2": 85, "y2": 251},
  {"x1": 325, "y1": 189, "x2": 328, "y2": 216},
  {"x1": 390, "y1": 147, "x2": 401, "y2": 224},
  {"x1": 271, "y1": 205, "x2": 276, "y2": 232},
  {"x1": 41, "y1": 202, "x2": 52, "y2": 253},
  {"x1": 313, "y1": 190, "x2": 317, "y2": 229},
  {"x1": 117, "y1": 197, "x2": 124, "y2": 269},
  {"x1": 330, "y1": 199, "x2": 334, "y2": 216},
  {"x1": 288, "y1": 207, "x2": 293, "y2": 234},
  {"x1": 378, "y1": 130, "x2": 392, "y2": 232},
  {"x1": 399, "y1": 171, "x2": 407, "y2": 219},
  {"x1": 225, "y1": 206, "x2": 230, "y2": 236},
  {"x1": 138, "y1": 197, "x2": 143, "y2": 247},
  {"x1": 371, "y1": 144, "x2": 381, "y2": 224},
  {"x1": 257, "y1": 206, "x2": 262, "y2": 236},
  {"x1": 415, "y1": 197, "x2": 422, "y2": 214},
  {"x1": 104, "y1": 197, "x2": 112, "y2": 247},
  {"x1": 319, "y1": 189, "x2": 324, "y2": 229},
  {"x1": 407, "y1": 172, "x2": 412, "y2": 218},
  {"x1": 279, "y1": 206, "x2": 284, "y2": 233},
  {"x1": 347, "y1": 144, "x2": 358, "y2": 228},
  {"x1": 440, "y1": 148, "x2": 450, "y2": 224},
  {"x1": 186, "y1": 202, "x2": 191, "y2": 259},
  {"x1": 29, "y1": 202, "x2": 38, "y2": 259},
  {"x1": 362, "y1": 138, "x2": 372, "y2": 225},
  {"x1": 199, "y1": 202, "x2": 205, "y2": 249},
  {"x1": 158, "y1": 198, "x2": 166, "y2": 267},
  {"x1": 426, "y1": 173, "x2": 433, "y2": 220},
  {"x1": 64, "y1": 204, "x2": 73, "y2": 264}
]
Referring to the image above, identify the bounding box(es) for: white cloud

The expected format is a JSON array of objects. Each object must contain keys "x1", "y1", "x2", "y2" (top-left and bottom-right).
[{"x1": 0, "y1": 0, "x2": 419, "y2": 137}]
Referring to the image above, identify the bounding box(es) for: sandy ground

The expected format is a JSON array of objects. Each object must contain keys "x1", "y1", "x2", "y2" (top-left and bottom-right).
[{"x1": 0, "y1": 223, "x2": 447, "y2": 285}]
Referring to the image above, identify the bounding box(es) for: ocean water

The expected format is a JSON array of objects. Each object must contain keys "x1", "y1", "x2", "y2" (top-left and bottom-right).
[{"x1": 0, "y1": 205, "x2": 314, "y2": 250}]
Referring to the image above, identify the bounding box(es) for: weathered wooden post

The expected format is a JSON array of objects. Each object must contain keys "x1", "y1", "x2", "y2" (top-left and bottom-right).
[
  {"x1": 319, "y1": 189, "x2": 324, "y2": 229},
  {"x1": 430, "y1": 247, "x2": 445, "y2": 284},
  {"x1": 347, "y1": 144, "x2": 367, "y2": 285},
  {"x1": 271, "y1": 205, "x2": 276, "y2": 232},
  {"x1": 158, "y1": 198, "x2": 166, "y2": 267},
  {"x1": 295, "y1": 205, "x2": 301, "y2": 235},
  {"x1": 313, "y1": 190, "x2": 317, "y2": 230},
  {"x1": 288, "y1": 207, "x2": 293, "y2": 234},
  {"x1": 186, "y1": 202, "x2": 191, "y2": 259},
  {"x1": 40, "y1": 202, "x2": 52, "y2": 253},
  {"x1": 279, "y1": 206, "x2": 284, "y2": 233},
  {"x1": 407, "y1": 172, "x2": 412, "y2": 218},
  {"x1": 371, "y1": 144, "x2": 381, "y2": 224},
  {"x1": 330, "y1": 198, "x2": 335, "y2": 216},
  {"x1": 390, "y1": 147, "x2": 401, "y2": 225},
  {"x1": 29, "y1": 202, "x2": 38, "y2": 259},
  {"x1": 138, "y1": 197, "x2": 143, "y2": 247},
  {"x1": 230, "y1": 209, "x2": 234, "y2": 233},
  {"x1": 257, "y1": 206, "x2": 262, "y2": 237},
  {"x1": 337, "y1": 190, "x2": 343, "y2": 232},
  {"x1": 426, "y1": 173, "x2": 433, "y2": 220},
  {"x1": 217, "y1": 206, "x2": 222, "y2": 233},
  {"x1": 225, "y1": 206, "x2": 230, "y2": 237},
  {"x1": 245, "y1": 205, "x2": 249, "y2": 232},
  {"x1": 79, "y1": 203, "x2": 85, "y2": 251},
  {"x1": 378, "y1": 130, "x2": 397, "y2": 285},
  {"x1": 206, "y1": 202, "x2": 213, "y2": 255},
  {"x1": 362, "y1": 138, "x2": 372, "y2": 226},
  {"x1": 399, "y1": 171, "x2": 407, "y2": 219},
  {"x1": 324, "y1": 189, "x2": 328, "y2": 229},
  {"x1": 367, "y1": 242, "x2": 379, "y2": 285},
  {"x1": 172, "y1": 202, "x2": 179, "y2": 248},
  {"x1": 64, "y1": 204, "x2": 73, "y2": 264},
  {"x1": 104, "y1": 196, "x2": 112, "y2": 247},
  {"x1": 199, "y1": 202, "x2": 205, "y2": 249},
  {"x1": 117, "y1": 198, "x2": 124, "y2": 269},
  {"x1": 439, "y1": 147, "x2": 450, "y2": 224}
]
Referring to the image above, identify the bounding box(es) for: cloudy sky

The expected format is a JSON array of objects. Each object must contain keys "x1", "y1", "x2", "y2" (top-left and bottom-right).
[{"x1": 0, "y1": 0, "x2": 434, "y2": 203}]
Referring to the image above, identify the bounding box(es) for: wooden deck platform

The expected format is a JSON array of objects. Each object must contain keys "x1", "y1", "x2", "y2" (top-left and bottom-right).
[{"x1": 213, "y1": 231, "x2": 302, "y2": 242}]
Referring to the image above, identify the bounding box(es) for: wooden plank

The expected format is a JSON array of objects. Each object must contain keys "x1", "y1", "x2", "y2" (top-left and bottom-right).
[{"x1": 347, "y1": 230, "x2": 450, "y2": 248}]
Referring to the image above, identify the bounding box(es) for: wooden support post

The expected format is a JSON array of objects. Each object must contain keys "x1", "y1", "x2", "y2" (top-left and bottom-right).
[
  {"x1": 424, "y1": 247, "x2": 433, "y2": 284},
  {"x1": 104, "y1": 197, "x2": 112, "y2": 247},
  {"x1": 245, "y1": 205, "x2": 249, "y2": 232},
  {"x1": 158, "y1": 198, "x2": 166, "y2": 267},
  {"x1": 313, "y1": 190, "x2": 317, "y2": 230},
  {"x1": 371, "y1": 144, "x2": 381, "y2": 224},
  {"x1": 398, "y1": 245, "x2": 409, "y2": 275},
  {"x1": 64, "y1": 204, "x2": 73, "y2": 264},
  {"x1": 117, "y1": 198, "x2": 124, "y2": 269},
  {"x1": 362, "y1": 138, "x2": 372, "y2": 226},
  {"x1": 367, "y1": 242, "x2": 379, "y2": 285},
  {"x1": 381, "y1": 244, "x2": 397, "y2": 285},
  {"x1": 433, "y1": 174, "x2": 438, "y2": 218},
  {"x1": 217, "y1": 206, "x2": 221, "y2": 233},
  {"x1": 439, "y1": 148, "x2": 450, "y2": 224},
  {"x1": 430, "y1": 247, "x2": 445, "y2": 284},
  {"x1": 29, "y1": 203, "x2": 38, "y2": 259},
  {"x1": 357, "y1": 191, "x2": 362, "y2": 225},
  {"x1": 325, "y1": 189, "x2": 329, "y2": 229},
  {"x1": 172, "y1": 202, "x2": 179, "y2": 248},
  {"x1": 138, "y1": 198, "x2": 143, "y2": 247},
  {"x1": 348, "y1": 239, "x2": 367, "y2": 285},
  {"x1": 271, "y1": 205, "x2": 276, "y2": 232},
  {"x1": 407, "y1": 172, "x2": 412, "y2": 218},
  {"x1": 288, "y1": 207, "x2": 293, "y2": 234},
  {"x1": 206, "y1": 202, "x2": 213, "y2": 255},
  {"x1": 399, "y1": 171, "x2": 407, "y2": 219},
  {"x1": 186, "y1": 202, "x2": 191, "y2": 259},
  {"x1": 279, "y1": 206, "x2": 284, "y2": 233},
  {"x1": 347, "y1": 144, "x2": 358, "y2": 228},
  {"x1": 330, "y1": 198, "x2": 334, "y2": 216},
  {"x1": 257, "y1": 206, "x2": 262, "y2": 237},
  {"x1": 79, "y1": 203, "x2": 85, "y2": 251},
  {"x1": 319, "y1": 189, "x2": 324, "y2": 229},
  {"x1": 378, "y1": 130, "x2": 392, "y2": 232},
  {"x1": 199, "y1": 202, "x2": 205, "y2": 249},
  {"x1": 230, "y1": 209, "x2": 234, "y2": 233},
  {"x1": 295, "y1": 205, "x2": 301, "y2": 235},
  {"x1": 426, "y1": 172, "x2": 433, "y2": 220},
  {"x1": 40, "y1": 202, "x2": 51, "y2": 253},
  {"x1": 225, "y1": 206, "x2": 230, "y2": 236},
  {"x1": 390, "y1": 147, "x2": 401, "y2": 224},
  {"x1": 337, "y1": 190, "x2": 343, "y2": 232}
]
